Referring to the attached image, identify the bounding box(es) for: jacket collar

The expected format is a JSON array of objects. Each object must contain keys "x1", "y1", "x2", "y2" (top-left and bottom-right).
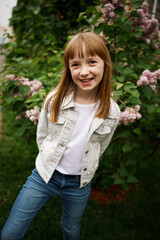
[
  {"x1": 61, "y1": 92, "x2": 75, "y2": 110},
  {"x1": 60, "y1": 92, "x2": 119, "y2": 119}
]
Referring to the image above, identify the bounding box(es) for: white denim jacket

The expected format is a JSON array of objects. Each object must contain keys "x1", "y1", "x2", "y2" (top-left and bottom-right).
[{"x1": 36, "y1": 92, "x2": 120, "y2": 188}]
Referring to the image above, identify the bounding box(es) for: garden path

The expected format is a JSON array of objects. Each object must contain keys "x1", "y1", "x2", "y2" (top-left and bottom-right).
[{"x1": 0, "y1": 52, "x2": 6, "y2": 137}]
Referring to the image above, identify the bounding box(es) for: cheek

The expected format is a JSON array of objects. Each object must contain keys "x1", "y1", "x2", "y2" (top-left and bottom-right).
[
  {"x1": 70, "y1": 69, "x2": 78, "y2": 81},
  {"x1": 100, "y1": 66, "x2": 105, "y2": 80},
  {"x1": 96, "y1": 68, "x2": 104, "y2": 81}
]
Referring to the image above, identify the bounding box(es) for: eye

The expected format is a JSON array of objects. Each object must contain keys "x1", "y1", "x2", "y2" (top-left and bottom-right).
[
  {"x1": 72, "y1": 63, "x2": 79, "y2": 67},
  {"x1": 89, "y1": 60, "x2": 97, "y2": 65},
  {"x1": 70, "y1": 63, "x2": 80, "y2": 68}
]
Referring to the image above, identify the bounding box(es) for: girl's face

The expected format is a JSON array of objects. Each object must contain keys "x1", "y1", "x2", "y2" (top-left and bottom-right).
[{"x1": 69, "y1": 50, "x2": 104, "y2": 98}]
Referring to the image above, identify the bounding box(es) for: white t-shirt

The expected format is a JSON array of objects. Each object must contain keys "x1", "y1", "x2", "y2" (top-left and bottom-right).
[{"x1": 56, "y1": 102, "x2": 97, "y2": 175}]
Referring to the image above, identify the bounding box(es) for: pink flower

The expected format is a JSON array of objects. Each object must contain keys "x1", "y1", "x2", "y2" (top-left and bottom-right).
[
  {"x1": 16, "y1": 115, "x2": 22, "y2": 120},
  {"x1": 5, "y1": 74, "x2": 16, "y2": 80},
  {"x1": 119, "y1": 105, "x2": 142, "y2": 125},
  {"x1": 137, "y1": 68, "x2": 160, "y2": 92},
  {"x1": 104, "y1": 3, "x2": 115, "y2": 19},
  {"x1": 17, "y1": 76, "x2": 29, "y2": 84},
  {"x1": 135, "y1": 105, "x2": 141, "y2": 111},
  {"x1": 25, "y1": 106, "x2": 40, "y2": 125}
]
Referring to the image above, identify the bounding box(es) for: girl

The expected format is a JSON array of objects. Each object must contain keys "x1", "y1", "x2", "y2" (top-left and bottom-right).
[{"x1": 1, "y1": 32, "x2": 120, "y2": 240}]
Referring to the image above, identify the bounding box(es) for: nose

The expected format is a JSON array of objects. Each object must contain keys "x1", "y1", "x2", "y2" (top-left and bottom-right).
[{"x1": 80, "y1": 64, "x2": 89, "y2": 76}]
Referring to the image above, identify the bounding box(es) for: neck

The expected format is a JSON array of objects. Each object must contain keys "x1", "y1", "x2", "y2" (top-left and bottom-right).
[{"x1": 74, "y1": 88, "x2": 98, "y2": 105}]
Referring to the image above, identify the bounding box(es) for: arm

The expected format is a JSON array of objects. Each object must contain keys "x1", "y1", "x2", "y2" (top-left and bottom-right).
[
  {"x1": 100, "y1": 99, "x2": 120, "y2": 156},
  {"x1": 36, "y1": 107, "x2": 48, "y2": 151},
  {"x1": 36, "y1": 90, "x2": 56, "y2": 150},
  {"x1": 100, "y1": 117, "x2": 119, "y2": 156}
]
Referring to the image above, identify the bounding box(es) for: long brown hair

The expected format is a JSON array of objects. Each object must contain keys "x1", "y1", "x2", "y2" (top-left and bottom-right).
[{"x1": 45, "y1": 32, "x2": 112, "y2": 122}]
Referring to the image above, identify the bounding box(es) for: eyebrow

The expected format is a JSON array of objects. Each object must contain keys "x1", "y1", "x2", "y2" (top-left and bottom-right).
[{"x1": 69, "y1": 56, "x2": 98, "y2": 62}]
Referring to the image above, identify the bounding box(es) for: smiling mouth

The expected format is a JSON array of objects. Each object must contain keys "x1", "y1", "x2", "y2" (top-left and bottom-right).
[{"x1": 80, "y1": 78, "x2": 93, "y2": 83}]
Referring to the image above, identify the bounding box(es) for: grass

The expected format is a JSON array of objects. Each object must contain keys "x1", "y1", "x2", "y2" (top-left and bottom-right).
[{"x1": 0, "y1": 132, "x2": 160, "y2": 239}]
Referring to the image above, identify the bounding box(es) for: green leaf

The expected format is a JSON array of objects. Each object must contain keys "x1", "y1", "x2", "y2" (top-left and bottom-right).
[
  {"x1": 156, "y1": 105, "x2": 160, "y2": 113},
  {"x1": 116, "y1": 76, "x2": 125, "y2": 83},
  {"x1": 77, "y1": 12, "x2": 86, "y2": 22},
  {"x1": 86, "y1": 6, "x2": 97, "y2": 13},
  {"x1": 5, "y1": 96, "x2": 15, "y2": 104},
  {"x1": 126, "y1": 159, "x2": 137, "y2": 166},
  {"x1": 18, "y1": 86, "x2": 30, "y2": 97},
  {"x1": 133, "y1": 128, "x2": 141, "y2": 135},
  {"x1": 146, "y1": 104, "x2": 156, "y2": 113},
  {"x1": 15, "y1": 126, "x2": 27, "y2": 137},
  {"x1": 121, "y1": 14, "x2": 127, "y2": 22},
  {"x1": 127, "y1": 175, "x2": 138, "y2": 183},
  {"x1": 12, "y1": 57, "x2": 23, "y2": 63},
  {"x1": 136, "y1": 63, "x2": 153, "y2": 69},
  {"x1": 142, "y1": 86, "x2": 153, "y2": 99},
  {"x1": 122, "y1": 142, "x2": 133, "y2": 152},
  {"x1": 129, "y1": 89, "x2": 140, "y2": 98},
  {"x1": 113, "y1": 90, "x2": 123, "y2": 100},
  {"x1": 116, "y1": 83, "x2": 124, "y2": 90},
  {"x1": 120, "y1": 23, "x2": 131, "y2": 33},
  {"x1": 124, "y1": 83, "x2": 140, "y2": 98},
  {"x1": 119, "y1": 130, "x2": 132, "y2": 137},
  {"x1": 134, "y1": 32, "x2": 143, "y2": 38},
  {"x1": 124, "y1": 82, "x2": 137, "y2": 90},
  {"x1": 9, "y1": 41, "x2": 17, "y2": 49},
  {"x1": 114, "y1": 177, "x2": 124, "y2": 185},
  {"x1": 114, "y1": 64, "x2": 123, "y2": 74},
  {"x1": 14, "y1": 97, "x2": 24, "y2": 101},
  {"x1": 122, "y1": 67, "x2": 133, "y2": 76},
  {"x1": 127, "y1": 96, "x2": 142, "y2": 105},
  {"x1": 117, "y1": 167, "x2": 129, "y2": 177},
  {"x1": 129, "y1": 73, "x2": 139, "y2": 79},
  {"x1": 112, "y1": 173, "x2": 125, "y2": 184},
  {"x1": 94, "y1": 24, "x2": 103, "y2": 34}
]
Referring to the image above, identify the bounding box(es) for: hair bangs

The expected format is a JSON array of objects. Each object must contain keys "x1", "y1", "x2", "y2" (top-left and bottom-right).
[{"x1": 64, "y1": 32, "x2": 107, "y2": 63}]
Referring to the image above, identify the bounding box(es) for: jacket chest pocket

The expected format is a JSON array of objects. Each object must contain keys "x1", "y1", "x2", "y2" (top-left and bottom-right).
[
  {"x1": 91, "y1": 126, "x2": 111, "y2": 143},
  {"x1": 48, "y1": 115, "x2": 66, "y2": 136},
  {"x1": 105, "y1": 118, "x2": 117, "y2": 127}
]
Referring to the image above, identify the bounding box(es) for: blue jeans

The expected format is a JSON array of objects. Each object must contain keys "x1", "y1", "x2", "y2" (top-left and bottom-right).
[{"x1": 1, "y1": 168, "x2": 91, "y2": 240}]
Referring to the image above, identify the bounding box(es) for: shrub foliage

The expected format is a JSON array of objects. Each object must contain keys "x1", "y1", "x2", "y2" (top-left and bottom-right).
[{"x1": 0, "y1": 0, "x2": 160, "y2": 189}]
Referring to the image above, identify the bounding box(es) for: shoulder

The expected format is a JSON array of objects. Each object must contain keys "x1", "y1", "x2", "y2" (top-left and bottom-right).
[
  {"x1": 108, "y1": 98, "x2": 120, "y2": 119},
  {"x1": 43, "y1": 90, "x2": 57, "y2": 110},
  {"x1": 45, "y1": 90, "x2": 56, "y2": 102}
]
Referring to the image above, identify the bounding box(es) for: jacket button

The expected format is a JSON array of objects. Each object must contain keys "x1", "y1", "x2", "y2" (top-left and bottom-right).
[
  {"x1": 83, "y1": 182, "x2": 87, "y2": 186},
  {"x1": 83, "y1": 168, "x2": 87, "y2": 171},
  {"x1": 59, "y1": 143, "x2": 64, "y2": 148}
]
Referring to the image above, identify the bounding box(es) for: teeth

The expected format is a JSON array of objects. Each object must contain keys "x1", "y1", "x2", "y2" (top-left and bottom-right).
[{"x1": 81, "y1": 78, "x2": 92, "y2": 82}]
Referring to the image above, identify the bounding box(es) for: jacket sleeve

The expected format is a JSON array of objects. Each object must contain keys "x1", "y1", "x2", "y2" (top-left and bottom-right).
[
  {"x1": 100, "y1": 100, "x2": 120, "y2": 156},
  {"x1": 36, "y1": 107, "x2": 48, "y2": 151},
  {"x1": 99, "y1": 117, "x2": 119, "y2": 156}
]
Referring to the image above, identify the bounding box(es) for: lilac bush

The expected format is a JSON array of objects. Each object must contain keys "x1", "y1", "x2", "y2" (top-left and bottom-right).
[
  {"x1": 5, "y1": 74, "x2": 43, "y2": 99},
  {"x1": 1, "y1": 74, "x2": 44, "y2": 127},
  {"x1": 77, "y1": 0, "x2": 160, "y2": 188},
  {"x1": 1, "y1": 0, "x2": 160, "y2": 189}
]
